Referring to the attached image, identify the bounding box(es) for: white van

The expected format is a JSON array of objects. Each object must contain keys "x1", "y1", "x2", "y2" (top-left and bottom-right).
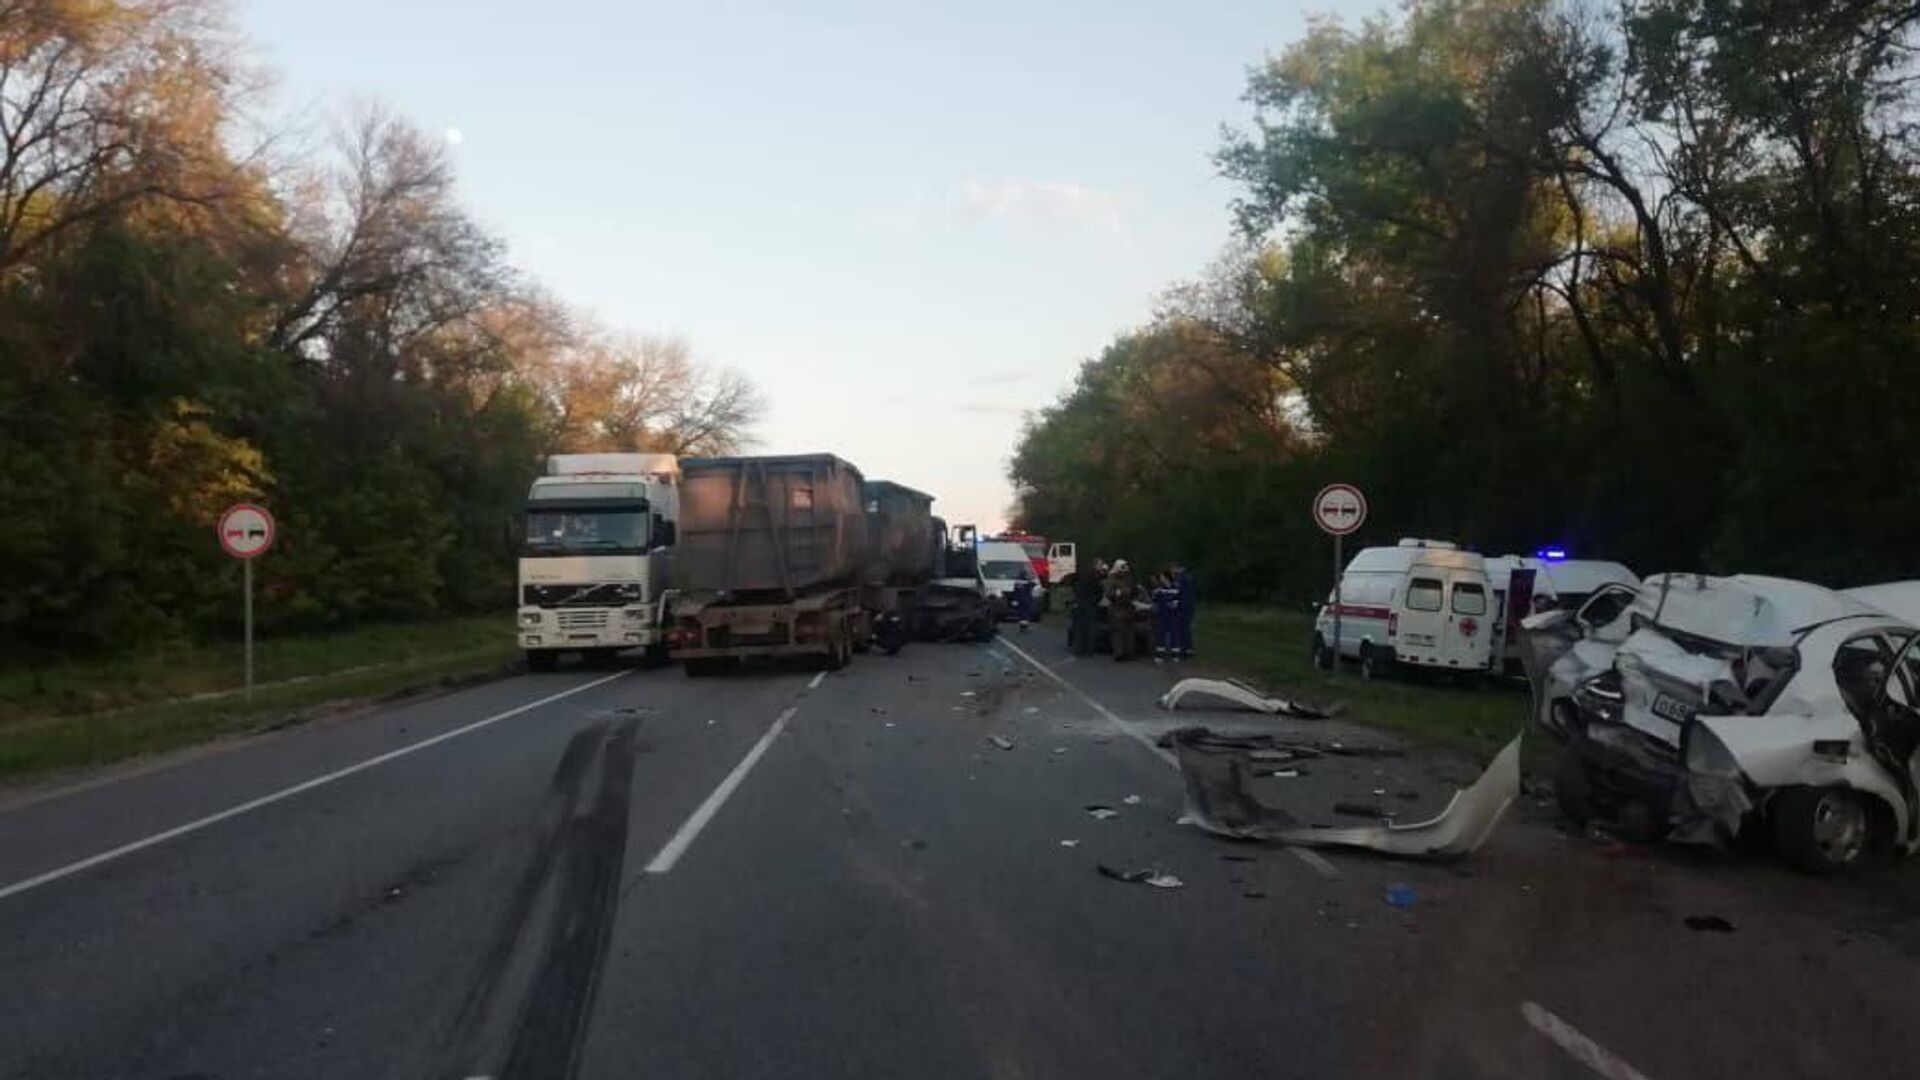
[
  {"x1": 1312, "y1": 539, "x2": 1494, "y2": 678},
  {"x1": 1047, "y1": 541, "x2": 1077, "y2": 584},
  {"x1": 976, "y1": 540, "x2": 1045, "y2": 619},
  {"x1": 1485, "y1": 555, "x2": 1638, "y2": 675}
]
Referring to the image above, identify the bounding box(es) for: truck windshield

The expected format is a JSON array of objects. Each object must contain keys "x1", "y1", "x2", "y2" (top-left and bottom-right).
[
  {"x1": 524, "y1": 508, "x2": 649, "y2": 554},
  {"x1": 982, "y1": 560, "x2": 1032, "y2": 581}
]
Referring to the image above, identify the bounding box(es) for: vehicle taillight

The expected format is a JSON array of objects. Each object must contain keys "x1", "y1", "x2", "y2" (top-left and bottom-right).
[{"x1": 1387, "y1": 612, "x2": 1398, "y2": 637}]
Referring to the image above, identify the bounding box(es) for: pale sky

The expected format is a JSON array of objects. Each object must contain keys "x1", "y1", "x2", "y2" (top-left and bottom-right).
[{"x1": 238, "y1": 0, "x2": 1371, "y2": 531}]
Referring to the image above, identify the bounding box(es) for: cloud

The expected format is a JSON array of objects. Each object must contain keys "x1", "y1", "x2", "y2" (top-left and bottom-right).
[
  {"x1": 956, "y1": 178, "x2": 1138, "y2": 235},
  {"x1": 968, "y1": 368, "x2": 1035, "y2": 388},
  {"x1": 868, "y1": 178, "x2": 1140, "y2": 237}
]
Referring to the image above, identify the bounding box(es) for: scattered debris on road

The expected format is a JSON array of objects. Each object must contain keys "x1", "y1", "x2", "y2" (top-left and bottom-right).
[
  {"x1": 1097, "y1": 865, "x2": 1185, "y2": 889},
  {"x1": 1122, "y1": 795, "x2": 1142, "y2": 805},
  {"x1": 1170, "y1": 726, "x2": 1521, "y2": 860},
  {"x1": 1085, "y1": 805, "x2": 1120, "y2": 820},
  {"x1": 1060, "y1": 839, "x2": 1080, "y2": 847},
  {"x1": 1159, "y1": 677, "x2": 1343, "y2": 718},
  {"x1": 987, "y1": 734, "x2": 1015, "y2": 750},
  {"x1": 1385, "y1": 883, "x2": 1418, "y2": 909},
  {"x1": 1334, "y1": 802, "x2": 1387, "y2": 819},
  {"x1": 1023, "y1": 706, "x2": 1040, "y2": 715},
  {"x1": 1685, "y1": 915, "x2": 1736, "y2": 933},
  {"x1": 1219, "y1": 853, "x2": 1256, "y2": 862},
  {"x1": 1242, "y1": 890, "x2": 1267, "y2": 899}
]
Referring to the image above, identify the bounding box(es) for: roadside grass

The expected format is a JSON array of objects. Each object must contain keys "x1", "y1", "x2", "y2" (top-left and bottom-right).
[
  {"x1": 1194, "y1": 605, "x2": 1529, "y2": 758},
  {"x1": 0, "y1": 618, "x2": 518, "y2": 780}
]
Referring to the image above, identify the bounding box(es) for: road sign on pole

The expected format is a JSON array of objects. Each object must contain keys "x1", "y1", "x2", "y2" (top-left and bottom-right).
[
  {"x1": 1312, "y1": 485, "x2": 1367, "y2": 677},
  {"x1": 218, "y1": 504, "x2": 275, "y2": 701}
]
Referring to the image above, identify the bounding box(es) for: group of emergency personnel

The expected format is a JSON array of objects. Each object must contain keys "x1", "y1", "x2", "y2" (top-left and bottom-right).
[{"x1": 1066, "y1": 558, "x2": 1195, "y2": 662}]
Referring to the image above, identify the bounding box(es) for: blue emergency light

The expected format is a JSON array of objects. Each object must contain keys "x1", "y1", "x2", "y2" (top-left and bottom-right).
[{"x1": 1536, "y1": 547, "x2": 1569, "y2": 561}]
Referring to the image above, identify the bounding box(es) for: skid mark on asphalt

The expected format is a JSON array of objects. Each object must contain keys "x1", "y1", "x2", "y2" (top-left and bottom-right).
[
  {"x1": 436, "y1": 713, "x2": 641, "y2": 1080},
  {"x1": 992, "y1": 635, "x2": 1342, "y2": 881}
]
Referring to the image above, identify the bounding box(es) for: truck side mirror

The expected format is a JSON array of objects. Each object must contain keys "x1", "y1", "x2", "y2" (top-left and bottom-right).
[{"x1": 656, "y1": 520, "x2": 676, "y2": 547}]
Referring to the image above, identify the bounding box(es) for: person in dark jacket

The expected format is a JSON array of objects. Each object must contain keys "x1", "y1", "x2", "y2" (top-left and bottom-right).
[
  {"x1": 1150, "y1": 571, "x2": 1178, "y2": 660},
  {"x1": 1070, "y1": 560, "x2": 1105, "y2": 655},
  {"x1": 1172, "y1": 563, "x2": 1196, "y2": 659}
]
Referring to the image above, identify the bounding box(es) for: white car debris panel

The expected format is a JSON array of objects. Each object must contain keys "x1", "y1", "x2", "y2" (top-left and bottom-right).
[
  {"x1": 1159, "y1": 678, "x2": 1341, "y2": 719},
  {"x1": 1526, "y1": 572, "x2": 1920, "y2": 873},
  {"x1": 1169, "y1": 726, "x2": 1519, "y2": 860}
]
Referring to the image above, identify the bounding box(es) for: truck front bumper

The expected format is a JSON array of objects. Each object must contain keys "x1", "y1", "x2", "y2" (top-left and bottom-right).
[{"x1": 519, "y1": 606, "x2": 661, "y2": 651}]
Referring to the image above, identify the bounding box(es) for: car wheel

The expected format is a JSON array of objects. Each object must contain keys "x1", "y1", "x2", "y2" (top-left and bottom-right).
[
  {"x1": 1553, "y1": 747, "x2": 1594, "y2": 827},
  {"x1": 1771, "y1": 786, "x2": 1869, "y2": 874},
  {"x1": 525, "y1": 650, "x2": 559, "y2": 673}
]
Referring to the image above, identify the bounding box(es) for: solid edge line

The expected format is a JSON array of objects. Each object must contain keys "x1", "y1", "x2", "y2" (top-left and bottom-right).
[
  {"x1": 1520, "y1": 1001, "x2": 1657, "y2": 1080},
  {"x1": 991, "y1": 635, "x2": 1342, "y2": 882},
  {"x1": 0, "y1": 671, "x2": 630, "y2": 904},
  {"x1": 644, "y1": 706, "x2": 797, "y2": 874},
  {"x1": 807, "y1": 671, "x2": 826, "y2": 690},
  {"x1": 992, "y1": 636, "x2": 1175, "y2": 766}
]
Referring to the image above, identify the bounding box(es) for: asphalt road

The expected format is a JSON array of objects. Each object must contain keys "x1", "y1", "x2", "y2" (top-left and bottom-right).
[{"x1": 3, "y1": 628, "x2": 1918, "y2": 1079}]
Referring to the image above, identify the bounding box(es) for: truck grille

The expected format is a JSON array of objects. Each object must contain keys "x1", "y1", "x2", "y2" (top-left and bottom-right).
[
  {"x1": 524, "y1": 583, "x2": 641, "y2": 608},
  {"x1": 557, "y1": 610, "x2": 610, "y2": 632}
]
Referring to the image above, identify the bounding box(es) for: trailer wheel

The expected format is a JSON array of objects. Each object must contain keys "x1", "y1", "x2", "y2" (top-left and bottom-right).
[{"x1": 525, "y1": 650, "x2": 559, "y2": 673}]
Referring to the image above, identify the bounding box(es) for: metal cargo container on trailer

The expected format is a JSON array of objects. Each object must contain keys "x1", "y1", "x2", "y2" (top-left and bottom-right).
[
  {"x1": 667, "y1": 454, "x2": 875, "y2": 673},
  {"x1": 675, "y1": 454, "x2": 868, "y2": 596},
  {"x1": 863, "y1": 480, "x2": 936, "y2": 585}
]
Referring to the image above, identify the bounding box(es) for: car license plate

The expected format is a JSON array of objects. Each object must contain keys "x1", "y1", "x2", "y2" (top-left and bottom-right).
[{"x1": 1651, "y1": 693, "x2": 1695, "y2": 723}]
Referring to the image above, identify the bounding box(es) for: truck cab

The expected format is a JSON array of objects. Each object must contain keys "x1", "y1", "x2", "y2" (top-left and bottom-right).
[{"x1": 517, "y1": 453, "x2": 679, "y2": 670}]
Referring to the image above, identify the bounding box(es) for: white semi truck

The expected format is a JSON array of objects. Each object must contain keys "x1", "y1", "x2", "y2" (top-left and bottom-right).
[{"x1": 517, "y1": 453, "x2": 680, "y2": 670}]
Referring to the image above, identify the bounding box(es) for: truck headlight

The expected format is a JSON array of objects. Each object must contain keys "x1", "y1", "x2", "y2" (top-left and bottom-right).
[
  {"x1": 622, "y1": 607, "x2": 648, "y2": 621},
  {"x1": 519, "y1": 611, "x2": 543, "y2": 629}
]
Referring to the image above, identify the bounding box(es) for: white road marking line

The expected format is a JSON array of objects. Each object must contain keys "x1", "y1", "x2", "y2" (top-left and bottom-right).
[
  {"x1": 993, "y1": 636, "x2": 1173, "y2": 765},
  {"x1": 645, "y1": 706, "x2": 797, "y2": 874},
  {"x1": 807, "y1": 671, "x2": 826, "y2": 690},
  {"x1": 992, "y1": 635, "x2": 1341, "y2": 881},
  {"x1": 1287, "y1": 847, "x2": 1341, "y2": 878},
  {"x1": 0, "y1": 672, "x2": 631, "y2": 904},
  {"x1": 1521, "y1": 1001, "x2": 1657, "y2": 1080}
]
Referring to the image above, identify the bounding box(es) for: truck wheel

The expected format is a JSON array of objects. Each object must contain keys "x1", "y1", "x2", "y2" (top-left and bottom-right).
[
  {"x1": 1771, "y1": 786, "x2": 1869, "y2": 874},
  {"x1": 643, "y1": 642, "x2": 670, "y2": 666},
  {"x1": 1312, "y1": 635, "x2": 1333, "y2": 671},
  {"x1": 525, "y1": 650, "x2": 559, "y2": 673}
]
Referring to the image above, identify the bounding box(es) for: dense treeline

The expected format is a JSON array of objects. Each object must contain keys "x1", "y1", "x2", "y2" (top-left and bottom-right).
[
  {"x1": 0, "y1": 1, "x2": 761, "y2": 656},
  {"x1": 1011, "y1": 0, "x2": 1920, "y2": 602}
]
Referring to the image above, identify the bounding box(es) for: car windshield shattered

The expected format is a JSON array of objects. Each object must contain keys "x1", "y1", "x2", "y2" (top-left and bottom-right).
[{"x1": 9, "y1": 2, "x2": 1920, "y2": 1079}]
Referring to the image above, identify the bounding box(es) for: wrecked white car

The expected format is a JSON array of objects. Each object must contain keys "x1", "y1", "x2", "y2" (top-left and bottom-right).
[{"x1": 1525, "y1": 574, "x2": 1920, "y2": 873}]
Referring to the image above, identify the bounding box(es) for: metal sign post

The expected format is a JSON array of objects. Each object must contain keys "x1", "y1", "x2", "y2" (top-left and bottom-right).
[
  {"x1": 1311, "y1": 484, "x2": 1368, "y2": 675},
  {"x1": 218, "y1": 503, "x2": 277, "y2": 701}
]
